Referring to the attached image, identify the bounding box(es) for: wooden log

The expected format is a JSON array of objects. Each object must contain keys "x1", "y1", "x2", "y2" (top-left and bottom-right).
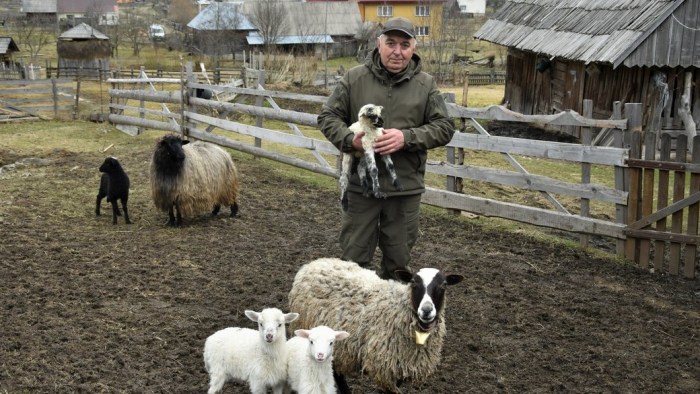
[
  {"x1": 108, "y1": 114, "x2": 180, "y2": 133},
  {"x1": 639, "y1": 132, "x2": 657, "y2": 268},
  {"x1": 669, "y1": 134, "x2": 688, "y2": 275},
  {"x1": 580, "y1": 100, "x2": 593, "y2": 247},
  {"x1": 654, "y1": 133, "x2": 672, "y2": 271},
  {"x1": 109, "y1": 89, "x2": 182, "y2": 104},
  {"x1": 677, "y1": 72, "x2": 697, "y2": 142},
  {"x1": 684, "y1": 136, "x2": 700, "y2": 278}
]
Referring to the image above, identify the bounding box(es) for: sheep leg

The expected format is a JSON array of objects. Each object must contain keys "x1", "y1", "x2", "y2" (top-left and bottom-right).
[
  {"x1": 364, "y1": 151, "x2": 385, "y2": 199},
  {"x1": 206, "y1": 371, "x2": 226, "y2": 394},
  {"x1": 230, "y1": 202, "x2": 238, "y2": 217},
  {"x1": 357, "y1": 156, "x2": 371, "y2": 197},
  {"x1": 380, "y1": 154, "x2": 403, "y2": 192},
  {"x1": 333, "y1": 369, "x2": 352, "y2": 394},
  {"x1": 95, "y1": 194, "x2": 104, "y2": 216},
  {"x1": 109, "y1": 200, "x2": 120, "y2": 225},
  {"x1": 167, "y1": 205, "x2": 176, "y2": 226},
  {"x1": 212, "y1": 205, "x2": 221, "y2": 216},
  {"x1": 340, "y1": 153, "x2": 353, "y2": 210},
  {"x1": 175, "y1": 203, "x2": 183, "y2": 227},
  {"x1": 248, "y1": 381, "x2": 267, "y2": 394},
  {"x1": 120, "y1": 198, "x2": 131, "y2": 224}
]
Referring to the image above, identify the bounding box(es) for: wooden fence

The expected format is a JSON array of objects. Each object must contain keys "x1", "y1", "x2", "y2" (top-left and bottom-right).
[
  {"x1": 105, "y1": 63, "x2": 698, "y2": 279},
  {"x1": 0, "y1": 77, "x2": 75, "y2": 121}
]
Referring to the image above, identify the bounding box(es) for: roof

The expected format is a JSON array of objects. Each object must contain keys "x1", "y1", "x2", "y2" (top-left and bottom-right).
[
  {"x1": 357, "y1": 0, "x2": 447, "y2": 3},
  {"x1": 22, "y1": 0, "x2": 56, "y2": 13},
  {"x1": 187, "y1": 2, "x2": 257, "y2": 31},
  {"x1": 241, "y1": 1, "x2": 363, "y2": 36},
  {"x1": 59, "y1": 23, "x2": 109, "y2": 40},
  {"x1": 474, "y1": 0, "x2": 697, "y2": 68},
  {"x1": 0, "y1": 37, "x2": 20, "y2": 55},
  {"x1": 246, "y1": 33, "x2": 333, "y2": 46},
  {"x1": 57, "y1": 0, "x2": 118, "y2": 13}
]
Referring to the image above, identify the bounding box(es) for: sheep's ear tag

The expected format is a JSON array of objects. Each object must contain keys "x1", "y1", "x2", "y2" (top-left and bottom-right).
[{"x1": 415, "y1": 330, "x2": 430, "y2": 345}]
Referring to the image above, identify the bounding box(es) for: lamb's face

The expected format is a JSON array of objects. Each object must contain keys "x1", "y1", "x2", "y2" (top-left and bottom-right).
[
  {"x1": 358, "y1": 104, "x2": 384, "y2": 128},
  {"x1": 396, "y1": 268, "x2": 464, "y2": 333},
  {"x1": 295, "y1": 326, "x2": 349, "y2": 363},
  {"x1": 245, "y1": 308, "x2": 299, "y2": 344},
  {"x1": 99, "y1": 157, "x2": 119, "y2": 173}
]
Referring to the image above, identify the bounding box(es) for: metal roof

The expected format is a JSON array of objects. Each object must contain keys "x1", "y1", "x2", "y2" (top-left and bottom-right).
[
  {"x1": 241, "y1": 1, "x2": 362, "y2": 36},
  {"x1": 22, "y1": 0, "x2": 56, "y2": 13},
  {"x1": 474, "y1": 0, "x2": 693, "y2": 68},
  {"x1": 246, "y1": 33, "x2": 333, "y2": 46},
  {"x1": 59, "y1": 23, "x2": 109, "y2": 40},
  {"x1": 187, "y1": 2, "x2": 257, "y2": 31},
  {"x1": 0, "y1": 37, "x2": 20, "y2": 55}
]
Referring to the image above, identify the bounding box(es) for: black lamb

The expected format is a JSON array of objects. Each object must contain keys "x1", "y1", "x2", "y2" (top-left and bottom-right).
[{"x1": 96, "y1": 157, "x2": 131, "y2": 225}]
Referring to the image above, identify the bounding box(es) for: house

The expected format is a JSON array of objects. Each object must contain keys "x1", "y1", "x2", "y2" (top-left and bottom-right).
[
  {"x1": 241, "y1": 1, "x2": 363, "y2": 57},
  {"x1": 356, "y1": 0, "x2": 447, "y2": 41},
  {"x1": 58, "y1": 0, "x2": 119, "y2": 26},
  {"x1": 187, "y1": 2, "x2": 257, "y2": 56},
  {"x1": 21, "y1": 0, "x2": 57, "y2": 21},
  {"x1": 457, "y1": 0, "x2": 485, "y2": 15},
  {"x1": 474, "y1": 0, "x2": 700, "y2": 134},
  {"x1": 0, "y1": 37, "x2": 20, "y2": 66}
]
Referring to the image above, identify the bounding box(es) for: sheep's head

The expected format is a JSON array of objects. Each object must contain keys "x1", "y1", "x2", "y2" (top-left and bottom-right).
[
  {"x1": 358, "y1": 104, "x2": 384, "y2": 128},
  {"x1": 245, "y1": 308, "x2": 299, "y2": 344},
  {"x1": 99, "y1": 157, "x2": 121, "y2": 173},
  {"x1": 294, "y1": 326, "x2": 349, "y2": 363},
  {"x1": 394, "y1": 268, "x2": 464, "y2": 344},
  {"x1": 157, "y1": 134, "x2": 190, "y2": 164}
]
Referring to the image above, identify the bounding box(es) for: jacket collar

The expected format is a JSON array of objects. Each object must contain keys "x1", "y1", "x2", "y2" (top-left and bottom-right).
[{"x1": 365, "y1": 48, "x2": 423, "y2": 83}]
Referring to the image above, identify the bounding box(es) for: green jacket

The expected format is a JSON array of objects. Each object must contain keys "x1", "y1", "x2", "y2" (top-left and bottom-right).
[{"x1": 318, "y1": 49, "x2": 454, "y2": 196}]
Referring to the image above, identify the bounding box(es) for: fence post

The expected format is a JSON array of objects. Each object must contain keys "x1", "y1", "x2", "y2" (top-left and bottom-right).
[
  {"x1": 684, "y1": 136, "x2": 700, "y2": 279},
  {"x1": 74, "y1": 67, "x2": 82, "y2": 120},
  {"x1": 186, "y1": 62, "x2": 196, "y2": 138},
  {"x1": 580, "y1": 99, "x2": 593, "y2": 248},
  {"x1": 254, "y1": 70, "x2": 266, "y2": 155},
  {"x1": 612, "y1": 101, "x2": 626, "y2": 255},
  {"x1": 624, "y1": 103, "x2": 643, "y2": 262},
  {"x1": 139, "y1": 66, "x2": 146, "y2": 134},
  {"x1": 490, "y1": 67, "x2": 495, "y2": 85},
  {"x1": 443, "y1": 92, "x2": 460, "y2": 216},
  {"x1": 50, "y1": 75, "x2": 59, "y2": 118}
]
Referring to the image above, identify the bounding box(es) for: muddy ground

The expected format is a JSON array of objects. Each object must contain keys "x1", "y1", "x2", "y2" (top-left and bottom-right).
[{"x1": 1, "y1": 130, "x2": 700, "y2": 394}]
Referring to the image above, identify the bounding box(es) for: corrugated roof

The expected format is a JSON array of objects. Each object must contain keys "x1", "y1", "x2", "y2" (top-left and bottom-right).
[
  {"x1": 241, "y1": 1, "x2": 362, "y2": 36},
  {"x1": 187, "y1": 2, "x2": 256, "y2": 31},
  {"x1": 22, "y1": 0, "x2": 56, "y2": 13},
  {"x1": 59, "y1": 23, "x2": 109, "y2": 40},
  {"x1": 474, "y1": 0, "x2": 687, "y2": 68},
  {"x1": 58, "y1": 0, "x2": 117, "y2": 13},
  {"x1": 0, "y1": 37, "x2": 20, "y2": 55},
  {"x1": 246, "y1": 33, "x2": 333, "y2": 45}
]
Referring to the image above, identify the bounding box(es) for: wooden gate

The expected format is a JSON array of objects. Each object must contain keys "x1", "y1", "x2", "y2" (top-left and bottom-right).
[{"x1": 625, "y1": 132, "x2": 699, "y2": 278}]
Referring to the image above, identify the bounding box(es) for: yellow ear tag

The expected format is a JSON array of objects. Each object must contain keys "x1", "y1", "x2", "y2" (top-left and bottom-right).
[{"x1": 415, "y1": 330, "x2": 430, "y2": 345}]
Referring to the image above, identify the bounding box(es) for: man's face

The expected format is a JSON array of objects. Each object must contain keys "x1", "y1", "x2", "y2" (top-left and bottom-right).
[{"x1": 377, "y1": 32, "x2": 415, "y2": 74}]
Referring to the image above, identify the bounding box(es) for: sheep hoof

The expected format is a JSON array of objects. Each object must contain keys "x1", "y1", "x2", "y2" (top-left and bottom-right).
[
  {"x1": 212, "y1": 205, "x2": 221, "y2": 216},
  {"x1": 230, "y1": 202, "x2": 238, "y2": 217},
  {"x1": 394, "y1": 181, "x2": 403, "y2": 192}
]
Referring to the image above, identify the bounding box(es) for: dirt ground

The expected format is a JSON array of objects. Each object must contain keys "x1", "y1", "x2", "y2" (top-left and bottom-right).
[{"x1": 1, "y1": 131, "x2": 700, "y2": 394}]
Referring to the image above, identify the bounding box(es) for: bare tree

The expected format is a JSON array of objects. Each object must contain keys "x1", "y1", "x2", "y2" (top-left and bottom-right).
[
  {"x1": 168, "y1": 0, "x2": 198, "y2": 27},
  {"x1": 248, "y1": 0, "x2": 289, "y2": 54},
  {"x1": 120, "y1": 7, "x2": 148, "y2": 57},
  {"x1": 10, "y1": 16, "x2": 54, "y2": 65}
]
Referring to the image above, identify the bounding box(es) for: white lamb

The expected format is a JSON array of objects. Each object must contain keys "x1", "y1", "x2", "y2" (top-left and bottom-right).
[
  {"x1": 283, "y1": 326, "x2": 350, "y2": 394},
  {"x1": 203, "y1": 308, "x2": 299, "y2": 394},
  {"x1": 339, "y1": 103, "x2": 403, "y2": 211}
]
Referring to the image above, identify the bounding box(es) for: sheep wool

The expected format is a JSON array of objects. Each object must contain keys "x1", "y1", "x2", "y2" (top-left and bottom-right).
[
  {"x1": 288, "y1": 258, "x2": 447, "y2": 392},
  {"x1": 150, "y1": 134, "x2": 238, "y2": 218}
]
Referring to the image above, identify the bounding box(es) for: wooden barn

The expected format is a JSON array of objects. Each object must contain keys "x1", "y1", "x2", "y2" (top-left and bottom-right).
[
  {"x1": 57, "y1": 23, "x2": 111, "y2": 79},
  {"x1": 474, "y1": 0, "x2": 700, "y2": 136}
]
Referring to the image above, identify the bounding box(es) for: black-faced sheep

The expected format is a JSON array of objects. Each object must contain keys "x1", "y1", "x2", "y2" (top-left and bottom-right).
[
  {"x1": 203, "y1": 308, "x2": 299, "y2": 394},
  {"x1": 339, "y1": 104, "x2": 403, "y2": 211},
  {"x1": 150, "y1": 134, "x2": 239, "y2": 227},
  {"x1": 96, "y1": 157, "x2": 131, "y2": 225},
  {"x1": 288, "y1": 258, "x2": 464, "y2": 393}
]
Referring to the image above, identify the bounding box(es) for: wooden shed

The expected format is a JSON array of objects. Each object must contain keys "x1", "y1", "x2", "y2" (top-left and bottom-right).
[
  {"x1": 57, "y1": 23, "x2": 111, "y2": 79},
  {"x1": 0, "y1": 37, "x2": 20, "y2": 66},
  {"x1": 474, "y1": 0, "x2": 700, "y2": 136}
]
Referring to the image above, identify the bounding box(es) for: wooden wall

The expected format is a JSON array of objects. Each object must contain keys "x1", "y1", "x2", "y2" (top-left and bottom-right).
[{"x1": 505, "y1": 49, "x2": 700, "y2": 132}]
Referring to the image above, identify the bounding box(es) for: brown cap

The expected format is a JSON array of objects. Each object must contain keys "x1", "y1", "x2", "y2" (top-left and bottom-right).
[{"x1": 380, "y1": 17, "x2": 416, "y2": 38}]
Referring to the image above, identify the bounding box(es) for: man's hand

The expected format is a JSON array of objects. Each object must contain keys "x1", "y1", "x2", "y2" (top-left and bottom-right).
[
  {"x1": 352, "y1": 131, "x2": 365, "y2": 152},
  {"x1": 374, "y1": 128, "x2": 404, "y2": 155}
]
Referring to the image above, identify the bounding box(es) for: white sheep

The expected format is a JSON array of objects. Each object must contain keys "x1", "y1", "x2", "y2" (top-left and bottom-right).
[
  {"x1": 283, "y1": 326, "x2": 350, "y2": 394},
  {"x1": 203, "y1": 308, "x2": 299, "y2": 394},
  {"x1": 288, "y1": 258, "x2": 463, "y2": 393},
  {"x1": 339, "y1": 104, "x2": 403, "y2": 211}
]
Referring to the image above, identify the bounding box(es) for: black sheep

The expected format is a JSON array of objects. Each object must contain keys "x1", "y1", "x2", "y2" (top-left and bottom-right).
[{"x1": 96, "y1": 157, "x2": 131, "y2": 225}]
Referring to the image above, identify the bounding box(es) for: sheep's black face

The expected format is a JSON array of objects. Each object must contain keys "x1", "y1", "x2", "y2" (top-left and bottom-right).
[
  {"x1": 161, "y1": 136, "x2": 189, "y2": 163},
  {"x1": 395, "y1": 268, "x2": 464, "y2": 332},
  {"x1": 99, "y1": 157, "x2": 120, "y2": 173}
]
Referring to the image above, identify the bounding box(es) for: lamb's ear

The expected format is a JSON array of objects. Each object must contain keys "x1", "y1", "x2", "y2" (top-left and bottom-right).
[
  {"x1": 335, "y1": 331, "x2": 350, "y2": 341},
  {"x1": 284, "y1": 313, "x2": 300, "y2": 323},
  {"x1": 181, "y1": 140, "x2": 191, "y2": 146},
  {"x1": 294, "y1": 329, "x2": 311, "y2": 338},
  {"x1": 393, "y1": 270, "x2": 413, "y2": 283},
  {"x1": 244, "y1": 310, "x2": 260, "y2": 322},
  {"x1": 445, "y1": 274, "x2": 464, "y2": 286}
]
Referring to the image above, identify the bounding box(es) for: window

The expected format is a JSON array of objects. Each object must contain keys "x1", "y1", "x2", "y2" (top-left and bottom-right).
[
  {"x1": 417, "y1": 26, "x2": 429, "y2": 36},
  {"x1": 378, "y1": 6, "x2": 393, "y2": 17},
  {"x1": 416, "y1": 6, "x2": 430, "y2": 16},
  {"x1": 460, "y1": 5, "x2": 467, "y2": 12}
]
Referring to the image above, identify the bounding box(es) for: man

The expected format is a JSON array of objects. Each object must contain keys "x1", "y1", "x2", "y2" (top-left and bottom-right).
[{"x1": 318, "y1": 16, "x2": 454, "y2": 280}]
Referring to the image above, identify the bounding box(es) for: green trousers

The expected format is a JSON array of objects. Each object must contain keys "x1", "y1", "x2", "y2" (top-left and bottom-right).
[{"x1": 339, "y1": 192, "x2": 422, "y2": 279}]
